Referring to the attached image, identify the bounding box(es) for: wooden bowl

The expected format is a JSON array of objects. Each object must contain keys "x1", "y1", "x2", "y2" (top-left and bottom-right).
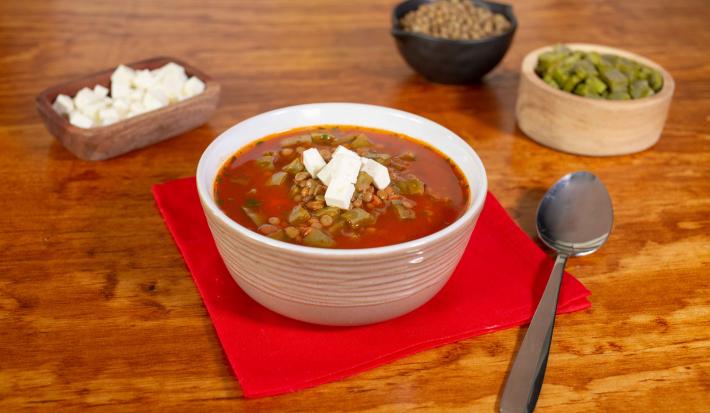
[
  {"x1": 36, "y1": 56, "x2": 220, "y2": 161},
  {"x1": 516, "y1": 43, "x2": 674, "y2": 156}
]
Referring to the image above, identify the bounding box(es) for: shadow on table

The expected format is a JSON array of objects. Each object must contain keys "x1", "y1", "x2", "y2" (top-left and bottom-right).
[{"x1": 384, "y1": 68, "x2": 520, "y2": 144}]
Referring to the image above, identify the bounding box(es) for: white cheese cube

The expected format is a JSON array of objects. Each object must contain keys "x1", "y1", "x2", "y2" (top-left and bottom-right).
[
  {"x1": 132, "y1": 69, "x2": 155, "y2": 90},
  {"x1": 316, "y1": 159, "x2": 336, "y2": 186},
  {"x1": 93, "y1": 84, "x2": 109, "y2": 99},
  {"x1": 161, "y1": 78, "x2": 185, "y2": 102},
  {"x1": 155, "y1": 63, "x2": 187, "y2": 100},
  {"x1": 156, "y1": 62, "x2": 187, "y2": 81},
  {"x1": 73, "y1": 87, "x2": 98, "y2": 109},
  {"x1": 143, "y1": 88, "x2": 169, "y2": 111},
  {"x1": 324, "y1": 176, "x2": 355, "y2": 209},
  {"x1": 99, "y1": 107, "x2": 120, "y2": 125},
  {"x1": 111, "y1": 64, "x2": 135, "y2": 84},
  {"x1": 111, "y1": 80, "x2": 131, "y2": 99},
  {"x1": 69, "y1": 111, "x2": 94, "y2": 128},
  {"x1": 128, "y1": 101, "x2": 147, "y2": 117},
  {"x1": 317, "y1": 154, "x2": 361, "y2": 186},
  {"x1": 361, "y1": 158, "x2": 391, "y2": 190},
  {"x1": 79, "y1": 101, "x2": 104, "y2": 120},
  {"x1": 332, "y1": 145, "x2": 360, "y2": 160},
  {"x1": 302, "y1": 148, "x2": 326, "y2": 178},
  {"x1": 112, "y1": 98, "x2": 130, "y2": 117},
  {"x1": 129, "y1": 88, "x2": 145, "y2": 102},
  {"x1": 52, "y1": 94, "x2": 74, "y2": 115},
  {"x1": 183, "y1": 76, "x2": 205, "y2": 97},
  {"x1": 335, "y1": 154, "x2": 361, "y2": 184}
]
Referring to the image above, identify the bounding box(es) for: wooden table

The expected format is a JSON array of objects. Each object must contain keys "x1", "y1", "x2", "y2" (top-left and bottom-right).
[{"x1": 1, "y1": 0, "x2": 708, "y2": 411}]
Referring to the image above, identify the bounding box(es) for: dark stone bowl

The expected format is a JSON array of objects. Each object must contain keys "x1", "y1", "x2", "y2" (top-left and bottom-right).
[{"x1": 391, "y1": 0, "x2": 517, "y2": 84}]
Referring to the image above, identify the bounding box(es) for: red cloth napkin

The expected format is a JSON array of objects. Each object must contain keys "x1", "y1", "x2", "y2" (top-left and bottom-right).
[{"x1": 152, "y1": 177, "x2": 590, "y2": 398}]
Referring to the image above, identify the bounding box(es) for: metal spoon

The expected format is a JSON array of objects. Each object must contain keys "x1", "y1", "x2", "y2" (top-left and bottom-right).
[{"x1": 499, "y1": 171, "x2": 613, "y2": 413}]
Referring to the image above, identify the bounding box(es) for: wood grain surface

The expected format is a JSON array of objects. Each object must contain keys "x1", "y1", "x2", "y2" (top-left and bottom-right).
[{"x1": 1, "y1": 0, "x2": 708, "y2": 411}]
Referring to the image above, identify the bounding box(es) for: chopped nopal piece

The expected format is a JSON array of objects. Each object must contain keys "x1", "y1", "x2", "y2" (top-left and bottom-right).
[
  {"x1": 361, "y1": 157, "x2": 391, "y2": 190},
  {"x1": 52, "y1": 94, "x2": 74, "y2": 115},
  {"x1": 288, "y1": 204, "x2": 311, "y2": 225},
  {"x1": 303, "y1": 228, "x2": 335, "y2": 248},
  {"x1": 74, "y1": 87, "x2": 98, "y2": 109},
  {"x1": 395, "y1": 176, "x2": 425, "y2": 195},
  {"x1": 111, "y1": 64, "x2": 136, "y2": 84},
  {"x1": 282, "y1": 157, "x2": 304, "y2": 174},
  {"x1": 69, "y1": 111, "x2": 94, "y2": 128},
  {"x1": 341, "y1": 208, "x2": 374, "y2": 228},
  {"x1": 303, "y1": 148, "x2": 326, "y2": 178},
  {"x1": 324, "y1": 176, "x2": 355, "y2": 209},
  {"x1": 93, "y1": 84, "x2": 109, "y2": 99}
]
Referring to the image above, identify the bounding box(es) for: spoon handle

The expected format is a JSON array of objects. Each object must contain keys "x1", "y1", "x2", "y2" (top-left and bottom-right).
[{"x1": 499, "y1": 254, "x2": 568, "y2": 413}]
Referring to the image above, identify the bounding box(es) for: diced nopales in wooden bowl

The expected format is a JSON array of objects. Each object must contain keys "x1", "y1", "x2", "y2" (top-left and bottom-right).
[{"x1": 516, "y1": 43, "x2": 674, "y2": 156}]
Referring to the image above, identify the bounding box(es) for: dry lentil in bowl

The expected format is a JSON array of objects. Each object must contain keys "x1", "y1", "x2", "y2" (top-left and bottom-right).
[
  {"x1": 400, "y1": 0, "x2": 511, "y2": 41},
  {"x1": 214, "y1": 125, "x2": 470, "y2": 249}
]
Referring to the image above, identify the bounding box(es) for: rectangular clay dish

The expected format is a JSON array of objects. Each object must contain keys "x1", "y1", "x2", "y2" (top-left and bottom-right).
[{"x1": 36, "y1": 56, "x2": 220, "y2": 161}]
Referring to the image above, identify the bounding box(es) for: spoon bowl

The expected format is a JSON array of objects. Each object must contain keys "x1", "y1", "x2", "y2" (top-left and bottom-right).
[{"x1": 537, "y1": 171, "x2": 613, "y2": 256}]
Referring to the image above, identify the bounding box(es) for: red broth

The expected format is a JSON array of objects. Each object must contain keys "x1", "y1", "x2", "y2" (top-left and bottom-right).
[{"x1": 214, "y1": 125, "x2": 469, "y2": 249}]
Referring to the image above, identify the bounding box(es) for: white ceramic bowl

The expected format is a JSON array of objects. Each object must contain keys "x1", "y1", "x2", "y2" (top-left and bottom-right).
[{"x1": 196, "y1": 103, "x2": 487, "y2": 326}]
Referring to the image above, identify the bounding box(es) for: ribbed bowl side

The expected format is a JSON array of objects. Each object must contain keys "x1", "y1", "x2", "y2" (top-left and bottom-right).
[{"x1": 203, "y1": 202, "x2": 479, "y2": 308}]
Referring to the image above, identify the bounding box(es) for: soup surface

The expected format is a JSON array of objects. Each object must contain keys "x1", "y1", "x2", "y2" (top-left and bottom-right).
[{"x1": 214, "y1": 125, "x2": 469, "y2": 249}]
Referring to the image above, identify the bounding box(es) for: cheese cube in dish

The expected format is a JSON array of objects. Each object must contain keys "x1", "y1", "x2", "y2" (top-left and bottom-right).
[
  {"x1": 129, "y1": 88, "x2": 145, "y2": 103},
  {"x1": 112, "y1": 98, "x2": 130, "y2": 117},
  {"x1": 111, "y1": 64, "x2": 135, "y2": 84},
  {"x1": 69, "y1": 111, "x2": 94, "y2": 128},
  {"x1": 302, "y1": 148, "x2": 326, "y2": 178},
  {"x1": 99, "y1": 107, "x2": 120, "y2": 125},
  {"x1": 132, "y1": 69, "x2": 155, "y2": 90},
  {"x1": 324, "y1": 176, "x2": 355, "y2": 209},
  {"x1": 79, "y1": 101, "x2": 105, "y2": 120},
  {"x1": 155, "y1": 62, "x2": 186, "y2": 81},
  {"x1": 361, "y1": 158, "x2": 391, "y2": 190},
  {"x1": 74, "y1": 87, "x2": 98, "y2": 109},
  {"x1": 128, "y1": 101, "x2": 147, "y2": 117},
  {"x1": 111, "y1": 80, "x2": 131, "y2": 99},
  {"x1": 93, "y1": 84, "x2": 109, "y2": 99},
  {"x1": 183, "y1": 76, "x2": 205, "y2": 98},
  {"x1": 143, "y1": 88, "x2": 169, "y2": 111},
  {"x1": 52, "y1": 94, "x2": 74, "y2": 115}
]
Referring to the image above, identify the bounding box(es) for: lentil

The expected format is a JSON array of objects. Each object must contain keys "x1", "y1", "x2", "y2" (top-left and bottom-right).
[{"x1": 400, "y1": 0, "x2": 511, "y2": 41}]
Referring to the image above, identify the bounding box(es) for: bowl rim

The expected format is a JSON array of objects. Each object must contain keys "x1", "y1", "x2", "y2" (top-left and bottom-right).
[
  {"x1": 390, "y1": 0, "x2": 517, "y2": 45},
  {"x1": 196, "y1": 102, "x2": 488, "y2": 258},
  {"x1": 520, "y1": 43, "x2": 675, "y2": 108}
]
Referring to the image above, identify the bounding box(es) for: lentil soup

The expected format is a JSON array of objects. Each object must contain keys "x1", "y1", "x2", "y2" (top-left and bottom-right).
[{"x1": 214, "y1": 125, "x2": 469, "y2": 249}]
